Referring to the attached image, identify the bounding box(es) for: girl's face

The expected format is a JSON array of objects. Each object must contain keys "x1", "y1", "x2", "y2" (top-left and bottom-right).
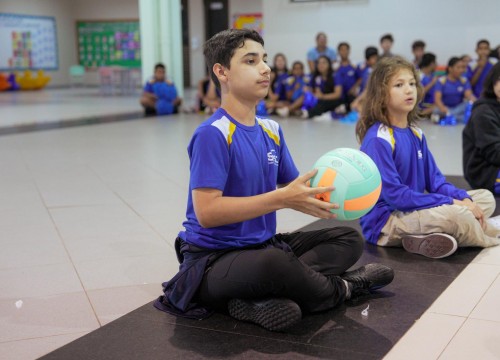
[
  {"x1": 494, "y1": 79, "x2": 500, "y2": 101},
  {"x1": 317, "y1": 57, "x2": 330, "y2": 74},
  {"x1": 449, "y1": 60, "x2": 466, "y2": 78},
  {"x1": 386, "y1": 69, "x2": 417, "y2": 120},
  {"x1": 274, "y1": 55, "x2": 286, "y2": 71},
  {"x1": 292, "y1": 63, "x2": 304, "y2": 76}
]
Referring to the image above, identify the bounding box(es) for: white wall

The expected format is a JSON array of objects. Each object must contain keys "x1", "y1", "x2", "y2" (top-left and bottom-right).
[
  {"x1": 188, "y1": 0, "x2": 205, "y2": 88},
  {"x1": 0, "y1": 0, "x2": 77, "y2": 86},
  {"x1": 187, "y1": 0, "x2": 263, "y2": 88},
  {"x1": 263, "y1": 0, "x2": 500, "y2": 67}
]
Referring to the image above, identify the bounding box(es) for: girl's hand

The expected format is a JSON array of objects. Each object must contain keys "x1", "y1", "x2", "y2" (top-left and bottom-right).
[{"x1": 454, "y1": 198, "x2": 486, "y2": 229}]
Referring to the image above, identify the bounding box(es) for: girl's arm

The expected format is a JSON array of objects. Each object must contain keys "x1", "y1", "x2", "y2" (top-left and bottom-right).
[
  {"x1": 464, "y1": 89, "x2": 476, "y2": 102},
  {"x1": 318, "y1": 85, "x2": 342, "y2": 101},
  {"x1": 363, "y1": 138, "x2": 454, "y2": 212},
  {"x1": 433, "y1": 90, "x2": 448, "y2": 113}
]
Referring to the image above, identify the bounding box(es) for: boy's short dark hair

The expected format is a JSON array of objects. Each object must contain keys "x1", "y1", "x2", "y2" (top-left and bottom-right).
[
  {"x1": 154, "y1": 63, "x2": 165, "y2": 71},
  {"x1": 482, "y1": 62, "x2": 500, "y2": 98},
  {"x1": 419, "y1": 52, "x2": 436, "y2": 68},
  {"x1": 412, "y1": 40, "x2": 426, "y2": 50},
  {"x1": 337, "y1": 42, "x2": 350, "y2": 51},
  {"x1": 203, "y1": 29, "x2": 264, "y2": 89},
  {"x1": 477, "y1": 39, "x2": 490, "y2": 48},
  {"x1": 380, "y1": 33, "x2": 394, "y2": 43},
  {"x1": 365, "y1": 46, "x2": 378, "y2": 60}
]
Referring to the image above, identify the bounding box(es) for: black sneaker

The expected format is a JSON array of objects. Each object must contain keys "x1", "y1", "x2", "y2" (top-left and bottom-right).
[
  {"x1": 341, "y1": 263, "x2": 394, "y2": 298},
  {"x1": 402, "y1": 233, "x2": 457, "y2": 259},
  {"x1": 227, "y1": 298, "x2": 301, "y2": 332}
]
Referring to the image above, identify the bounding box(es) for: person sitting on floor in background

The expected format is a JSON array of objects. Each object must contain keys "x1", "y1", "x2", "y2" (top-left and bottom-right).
[
  {"x1": 198, "y1": 76, "x2": 221, "y2": 114},
  {"x1": 334, "y1": 42, "x2": 359, "y2": 112},
  {"x1": 463, "y1": 62, "x2": 500, "y2": 197},
  {"x1": 154, "y1": 28, "x2": 394, "y2": 332},
  {"x1": 140, "y1": 63, "x2": 182, "y2": 116},
  {"x1": 419, "y1": 52, "x2": 439, "y2": 117},
  {"x1": 306, "y1": 32, "x2": 337, "y2": 74},
  {"x1": 266, "y1": 53, "x2": 290, "y2": 115},
  {"x1": 350, "y1": 46, "x2": 379, "y2": 113},
  {"x1": 433, "y1": 57, "x2": 476, "y2": 123},
  {"x1": 302, "y1": 55, "x2": 343, "y2": 120},
  {"x1": 467, "y1": 39, "x2": 498, "y2": 99},
  {"x1": 276, "y1": 61, "x2": 311, "y2": 117},
  {"x1": 356, "y1": 56, "x2": 499, "y2": 260}
]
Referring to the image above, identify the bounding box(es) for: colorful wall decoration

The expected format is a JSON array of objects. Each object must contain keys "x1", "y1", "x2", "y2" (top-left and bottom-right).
[
  {"x1": 0, "y1": 13, "x2": 58, "y2": 71},
  {"x1": 232, "y1": 13, "x2": 263, "y2": 36},
  {"x1": 76, "y1": 20, "x2": 141, "y2": 68}
]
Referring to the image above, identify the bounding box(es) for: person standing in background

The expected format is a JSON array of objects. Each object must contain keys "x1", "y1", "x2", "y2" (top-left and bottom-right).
[{"x1": 306, "y1": 32, "x2": 337, "y2": 73}]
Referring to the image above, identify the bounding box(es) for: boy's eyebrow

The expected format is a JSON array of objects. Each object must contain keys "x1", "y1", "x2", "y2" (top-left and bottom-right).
[{"x1": 241, "y1": 52, "x2": 268, "y2": 59}]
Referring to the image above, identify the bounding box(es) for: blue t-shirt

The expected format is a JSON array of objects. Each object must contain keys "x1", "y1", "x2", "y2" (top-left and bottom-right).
[
  {"x1": 334, "y1": 63, "x2": 358, "y2": 101},
  {"x1": 178, "y1": 108, "x2": 299, "y2": 250},
  {"x1": 307, "y1": 46, "x2": 337, "y2": 63},
  {"x1": 419, "y1": 72, "x2": 436, "y2": 105},
  {"x1": 434, "y1": 76, "x2": 471, "y2": 108},
  {"x1": 467, "y1": 58, "x2": 498, "y2": 98},
  {"x1": 144, "y1": 78, "x2": 178, "y2": 101},
  {"x1": 272, "y1": 72, "x2": 289, "y2": 101},
  {"x1": 359, "y1": 122, "x2": 470, "y2": 244},
  {"x1": 311, "y1": 73, "x2": 336, "y2": 94},
  {"x1": 356, "y1": 62, "x2": 373, "y2": 94},
  {"x1": 285, "y1": 75, "x2": 311, "y2": 101}
]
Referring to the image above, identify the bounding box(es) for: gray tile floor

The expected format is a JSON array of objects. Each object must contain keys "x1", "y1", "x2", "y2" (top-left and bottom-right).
[{"x1": 0, "y1": 89, "x2": 499, "y2": 359}]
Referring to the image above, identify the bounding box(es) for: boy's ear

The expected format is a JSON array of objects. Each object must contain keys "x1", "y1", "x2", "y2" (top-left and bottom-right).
[{"x1": 213, "y1": 63, "x2": 228, "y2": 84}]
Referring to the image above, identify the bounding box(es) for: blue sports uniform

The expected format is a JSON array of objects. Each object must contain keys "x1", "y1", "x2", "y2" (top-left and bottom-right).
[
  {"x1": 307, "y1": 46, "x2": 337, "y2": 64},
  {"x1": 467, "y1": 58, "x2": 498, "y2": 98},
  {"x1": 419, "y1": 72, "x2": 436, "y2": 105},
  {"x1": 356, "y1": 62, "x2": 373, "y2": 94},
  {"x1": 434, "y1": 76, "x2": 471, "y2": 108},
  {"x1": 178, "y1": 108, "x2": 299, "y2": 250},
  {"x1": 272, "y1": 72, "x2": 289, "y2": 101},
  {"x1": 144, "y1": 78, "x2": 178, "y2": 115},
  {"x1": 285, "y1": 74, "x2": 311, "y2": 102},
  {"x1": 334, "y1": 63, "x2": 358, "y2": 102},
  {"x1": 359, "y1": 122, "x2": 470, "y2": 244}
]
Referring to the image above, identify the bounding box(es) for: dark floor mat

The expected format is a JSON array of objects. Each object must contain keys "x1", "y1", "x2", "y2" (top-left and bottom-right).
[{"x1": 40, "y1": 176, "x2": 495, "y2": 360}]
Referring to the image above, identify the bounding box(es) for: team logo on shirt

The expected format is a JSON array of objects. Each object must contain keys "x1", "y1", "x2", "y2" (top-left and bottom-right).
[
  {"x1": 267, "y1": 149, "x2": 279, "y2": 166},
  {"x1": 418, "y1": 150, "x2": 423, "y2": 159},
  {"x1": 458, "y1": 86, "x2": 464, "y2": 92}
]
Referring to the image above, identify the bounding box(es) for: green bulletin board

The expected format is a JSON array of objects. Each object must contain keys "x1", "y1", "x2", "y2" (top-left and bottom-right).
[{"x1": 76, "y1": 20, "x2": 141, "y2": 68}]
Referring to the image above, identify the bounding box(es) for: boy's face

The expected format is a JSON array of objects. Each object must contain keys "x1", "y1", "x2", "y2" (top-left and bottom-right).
[
  {"x1": 292, "y1": 63, "x2": 304, "y2": 76},
  {"x1": 381, "y1": 39, "x2": 393, "y2": 52},
  {"x1": 338, "y1": 45, "x2": 349, "y2": 60},
  {"x1": 154, "y1": 67, "x2": 166, "y2": 81},
  {"x1": 223, "y1": 39, "x2": 271, "y2": 101},
  {"x1": 413, "y1": 47, "x2": 424, "y2": 60},
  {"x1": 367, "y1": 55, "x2": 378, "y2": 67},
  {"x1": 476, "y1": 42, "x2": 490, "y2": 58}
]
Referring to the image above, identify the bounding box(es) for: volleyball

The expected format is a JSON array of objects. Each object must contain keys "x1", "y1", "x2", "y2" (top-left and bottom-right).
[{"x1": 310, "y1": 148, "x2": 382, "y2": 221}]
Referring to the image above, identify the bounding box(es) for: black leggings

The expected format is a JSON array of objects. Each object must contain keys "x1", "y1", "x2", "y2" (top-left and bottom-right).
[
  {"x1": 198, "y1": 227, "x2": 364, "y2": 313},
  {"x1": 308, "y1": 99, "x2": 344, "y2": 118}
]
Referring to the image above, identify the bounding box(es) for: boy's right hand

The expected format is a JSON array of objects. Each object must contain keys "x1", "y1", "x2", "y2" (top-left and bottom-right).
[{"x1": 281, "y1": 169, "x2": 338, "y2": 219}]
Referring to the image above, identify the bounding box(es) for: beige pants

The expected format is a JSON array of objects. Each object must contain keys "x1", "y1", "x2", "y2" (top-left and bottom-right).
[{"x1": 378, "y1": 189, "x2": 500, "y2": 248}]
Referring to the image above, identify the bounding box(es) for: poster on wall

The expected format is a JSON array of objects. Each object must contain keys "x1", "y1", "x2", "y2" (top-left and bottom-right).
[
  {"x1": 0, "y1": 13, "x2": 58, "y2": 71},
  {"x1": 76, "y1": 20, "x2": 141, "y2": 68},
  {"x1": 232, "y1": 13, "x2": 263, "y2": 36}
]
